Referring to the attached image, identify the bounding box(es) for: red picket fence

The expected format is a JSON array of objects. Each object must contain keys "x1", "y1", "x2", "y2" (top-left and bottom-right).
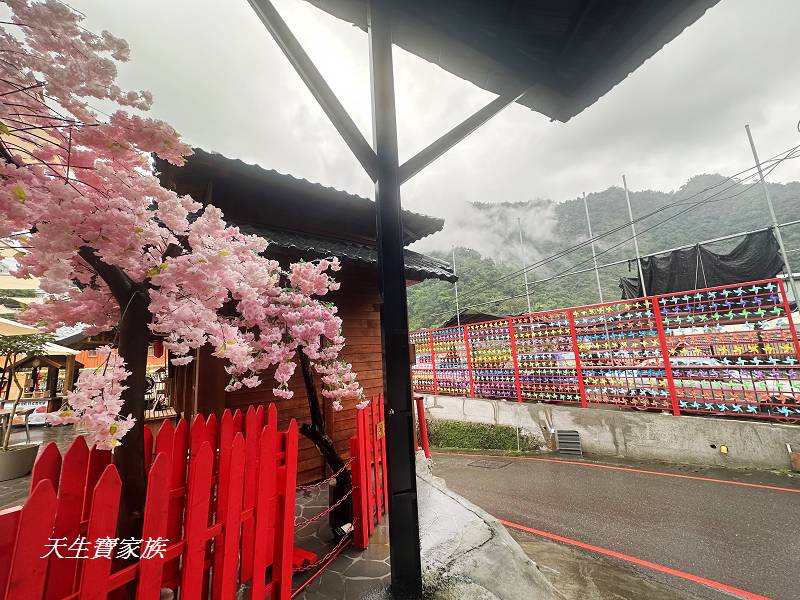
[
  {"x1": 0, "y1": 404, "x2": 298, "y2": 600},
  {"x1": 411, "y1": 278, "x2": 800, "y2": 421},
  {"x1": 350, "y1": 396, "x2": 388, "y2": 550},
  {"x1": 413, "y1": 395, "x2": 430, "y2": 459}
]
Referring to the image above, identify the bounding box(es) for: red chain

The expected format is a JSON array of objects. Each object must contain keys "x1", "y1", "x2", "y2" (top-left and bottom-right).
[
  {"x1": 294, "y1": 488, "x2": 353, "y2": 529},
  {"x1": 296, "y1": 459, "x2": 352, "y2": 491}
]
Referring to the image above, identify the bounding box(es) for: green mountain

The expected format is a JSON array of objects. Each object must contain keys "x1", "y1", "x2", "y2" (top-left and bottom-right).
[{"x1": 408, "y1": 174, "x2": 800, "y2": 331}]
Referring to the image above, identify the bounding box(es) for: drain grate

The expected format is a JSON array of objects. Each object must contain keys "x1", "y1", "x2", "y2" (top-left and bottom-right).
[
  {"x1": 466, "y1": 459, "x2": 512, "y2": 469},
  {"x1": 556, "y1": 430, "x2": 582, "y2": 456}
]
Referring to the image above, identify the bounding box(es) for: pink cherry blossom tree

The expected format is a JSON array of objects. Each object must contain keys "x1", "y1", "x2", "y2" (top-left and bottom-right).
[{"x1": 0, "y1": 0, "x2": 364, "y2": 535}]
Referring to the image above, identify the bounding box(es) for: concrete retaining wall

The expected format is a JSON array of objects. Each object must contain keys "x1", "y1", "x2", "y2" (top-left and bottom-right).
[{"x1": 422, "y1": 395, "x2": 800, "y2": 471}]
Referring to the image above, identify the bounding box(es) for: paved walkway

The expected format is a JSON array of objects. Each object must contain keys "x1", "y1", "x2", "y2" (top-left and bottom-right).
[
  {"x1": 432, "y1": 451, "x2": 800, "y2": 600},
  {"x1": 293, "y1": 487, "x2": 390, "y2": 599},
  {"x1": 0, "y1": 424, "x2": 76, "y2": 509}
]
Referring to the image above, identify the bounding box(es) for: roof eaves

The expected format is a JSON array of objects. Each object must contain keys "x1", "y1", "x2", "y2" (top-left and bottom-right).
[{"x1": 169, "y1": 149, "x2": 445, "y2": 245}]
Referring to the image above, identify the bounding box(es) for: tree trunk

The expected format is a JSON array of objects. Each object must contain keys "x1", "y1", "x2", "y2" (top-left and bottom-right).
[
  {"x1": 113, "y1": 290, "x2": 150, "y2": 541},
  {"x1": 298, "y1": 352, "x2": 351, "y2": 489},
  {"x1": 77, "y1": 247, "x2": 151, "y2": 541}
]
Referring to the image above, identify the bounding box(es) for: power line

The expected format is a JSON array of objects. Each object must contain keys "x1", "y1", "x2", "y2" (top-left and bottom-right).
[
  {"x1": 456, "y1": 146, "x2": 800, "y2": 302},
  {"x1": 452, "y1": 150, "x2": 798, "y2": 314},
  {"x1": 453, "y1": 143, "x2": 800, "y2": 303},
  {"x1": 436, "y1": 146, "x2": 800, "y2": 317}
]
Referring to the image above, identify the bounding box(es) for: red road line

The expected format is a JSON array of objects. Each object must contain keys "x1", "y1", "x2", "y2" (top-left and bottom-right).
[
  {"x1": 431, "y1": 452, "x2": 800, "y2": 494},
  {"x1": 499, "y1": 518, "x2": 771, "y2": 600}
]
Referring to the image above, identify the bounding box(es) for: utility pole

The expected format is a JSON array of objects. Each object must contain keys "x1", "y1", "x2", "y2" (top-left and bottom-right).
[
  {"x1": 583, "y1": 192, "x2": 604, "y2": 303},
  {"x1": 622, "y1": 175, "x2": 647, "y2": 297},
  {"x1": 517, "y1": 217, "x2": 533, "y2": 314},
  {"x1": 452, "y1": 246, "x2": 461, "y2": 326},
  {"x1": 745, "y1": 124, "x2": 800, "y2": 304}
]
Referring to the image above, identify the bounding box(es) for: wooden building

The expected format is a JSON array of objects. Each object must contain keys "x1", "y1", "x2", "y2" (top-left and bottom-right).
[{"x1": 156, "y1": 149, "x2": 454, "y2": 483}]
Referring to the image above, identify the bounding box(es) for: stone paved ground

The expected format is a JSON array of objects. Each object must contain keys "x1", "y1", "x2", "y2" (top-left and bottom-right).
[
  {"x1": 0, "y1": 423, "x2": 76, "y2": 509},
  {"x1": 293, "y1": 485, "x2": 390, "y2": 599}
]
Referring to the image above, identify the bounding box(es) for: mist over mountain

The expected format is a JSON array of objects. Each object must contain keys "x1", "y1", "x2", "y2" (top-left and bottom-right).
[{"x1": 408, "y1": 173, "x2": 800, "y2": 330}]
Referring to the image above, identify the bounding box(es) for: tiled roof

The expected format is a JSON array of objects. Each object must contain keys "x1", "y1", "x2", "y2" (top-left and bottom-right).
[
  {"x1": 156, "y1": 149, "x2": 445, "y2": 246},
  {"x1": 234, "y1": 222, "x2": 456, "y2": 283}
]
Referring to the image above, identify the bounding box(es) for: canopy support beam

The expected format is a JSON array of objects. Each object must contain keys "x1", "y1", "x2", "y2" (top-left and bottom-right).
[
  {"x1": 398, "y1": 86, "x2": 528, "y2": 184},
  {"x1": 246, "y1": 0, "x2": 379, "y2": 181},
  {"x1": 246, "y1": 1, "x2": 530, "y2": 596}
]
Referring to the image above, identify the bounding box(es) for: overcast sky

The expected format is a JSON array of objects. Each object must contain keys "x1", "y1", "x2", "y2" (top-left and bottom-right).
[{"x1": 63, "y1": 0, "x2": 800, "y2": 253}]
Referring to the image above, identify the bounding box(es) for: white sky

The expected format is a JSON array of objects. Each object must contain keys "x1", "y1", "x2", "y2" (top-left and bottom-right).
[{"x1": 60, "y1": 0, "x2": 800, "y2": 253}]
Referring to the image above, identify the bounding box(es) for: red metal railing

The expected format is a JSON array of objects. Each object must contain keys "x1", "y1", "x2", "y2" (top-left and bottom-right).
[
  {"x1": 411, "y1": 278, "x2": 800, "y2": 422},
  {"x1": 0, "y1": 405, "x2": 299, "y2": 600}
]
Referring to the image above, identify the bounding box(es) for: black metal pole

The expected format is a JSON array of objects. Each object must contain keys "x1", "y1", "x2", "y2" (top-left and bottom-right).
[{"x1": 368, "y1": 0, "x2": 423, "y2": 598}]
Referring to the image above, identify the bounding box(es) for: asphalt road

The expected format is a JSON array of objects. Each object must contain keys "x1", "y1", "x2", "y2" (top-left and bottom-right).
[{"x1": 431, "y1": 453, "x2": 800, "y2": 600}]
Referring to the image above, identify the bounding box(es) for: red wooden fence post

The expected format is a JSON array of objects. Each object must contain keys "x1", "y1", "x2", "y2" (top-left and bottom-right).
[
  {"x1": 370, "y1": 399, "x2": 384, "y2": 520},
  {"x1": 2, "y1": 481, "x2": 57, "y2": 600},
  {"x1": 415, "y1": 395, "x2": 431, "y2": 459},
  {"x1": 651, "y1": 295, "x2": 680, "y2": 416},
  {"x1": 80, "y1": 466, "x2": 122, "y2": 600},
  {"x1": 568, "y1": 309, "x2": 588, "y2": 409},
  {"x1": 163, "y1": 417, "x2": 188, "y2": 591},
  {"x1": 137, "y1": 452, "x2": 172, "y2": 600},
  {"x1": 215, "y1": 433, "x2": 245, "y2": 600},
  {"x1": 250, "y1": 415, "x2": 278, "y2": 600},
  {"x1": 29, "y1": 442, "x2": 61, "y2": 495},
  {"x1": 363, "y1": 408, "x2": 375, "y2": 536},
  {"x1": 180, "y1": 442, "x2": 214, "y2": 600},
  {"x1": 508, "y1": 318, "x2": 523, "y2": 402},
  {"x1": 82, "y1": 446, "x2": 111, "y2": 523},
  {"x1": 46, "y1": 437, "x2": 89, "y2": 599},
  {"x1": 240, "y1": 406, "x2": 264, "y2": 583},
  {"x1": 273, "y1": 421, "x2": 298, "y2": 600},
  {"x1": 349, "y1": 425, "x2": 368, "y2": 550}
]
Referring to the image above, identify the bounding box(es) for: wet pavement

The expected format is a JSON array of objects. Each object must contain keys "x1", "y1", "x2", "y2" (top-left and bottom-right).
[
  {"x1": 0, "y1": 424, "x2": 76, "y2": 510},
  {"x1": 293, "y1": 485, "x2": 391, "y2": 599},
  {"x1": 432, "y1": 451, "x2": 800, "y2": 600}
]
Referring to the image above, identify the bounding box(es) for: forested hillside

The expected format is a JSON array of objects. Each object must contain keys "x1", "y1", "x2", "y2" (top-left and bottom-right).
[{"x1": 408, "y1": 174, "x2": 800, "y2": 330}]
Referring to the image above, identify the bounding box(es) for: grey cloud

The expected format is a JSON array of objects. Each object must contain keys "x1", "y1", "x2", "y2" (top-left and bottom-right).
[{"x1": 65, "y1": 0, "x2": 800, "y2": 257}]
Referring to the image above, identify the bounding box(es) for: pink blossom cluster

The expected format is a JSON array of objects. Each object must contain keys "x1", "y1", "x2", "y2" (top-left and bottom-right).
[
  {"x1": 47, "y1": 346, "x2": 135, "y2": 450},
  {"x1": 147, "y1": 207, "x2": 363, "y2": 402},
  {"x1": 0, "y1": 2, "x2": 366, "y2": 448}
]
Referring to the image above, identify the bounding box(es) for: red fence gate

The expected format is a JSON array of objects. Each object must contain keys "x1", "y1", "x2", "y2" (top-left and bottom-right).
[
  {"x1": 0, "y1": 405, "x2": 298, "y2": 600},
  {"x1": 350, "y1": 396, "x2": 388, "y2": 550},
  {"x1": 411, "y1": 278, "x2": 800, "y2": 422}
]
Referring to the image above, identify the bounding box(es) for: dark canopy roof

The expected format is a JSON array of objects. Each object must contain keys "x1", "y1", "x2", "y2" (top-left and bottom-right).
[
  {"x1": 156, "y1": 149, "x2": 442, "y2": 245},
  {"x1": 304, "y1": 0, "x2": 719, "y2": 122},
  {"x1": 235, "y1": 222, "x2": 456, "y2": 282},
  {"x1": 155, "y1": 149, "x2": 455, "y2": 282}
]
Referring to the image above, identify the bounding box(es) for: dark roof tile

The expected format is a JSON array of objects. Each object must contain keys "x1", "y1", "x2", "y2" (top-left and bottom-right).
[{"x1": 234, "y1": 221, "x2": 455, "y2": 282}]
